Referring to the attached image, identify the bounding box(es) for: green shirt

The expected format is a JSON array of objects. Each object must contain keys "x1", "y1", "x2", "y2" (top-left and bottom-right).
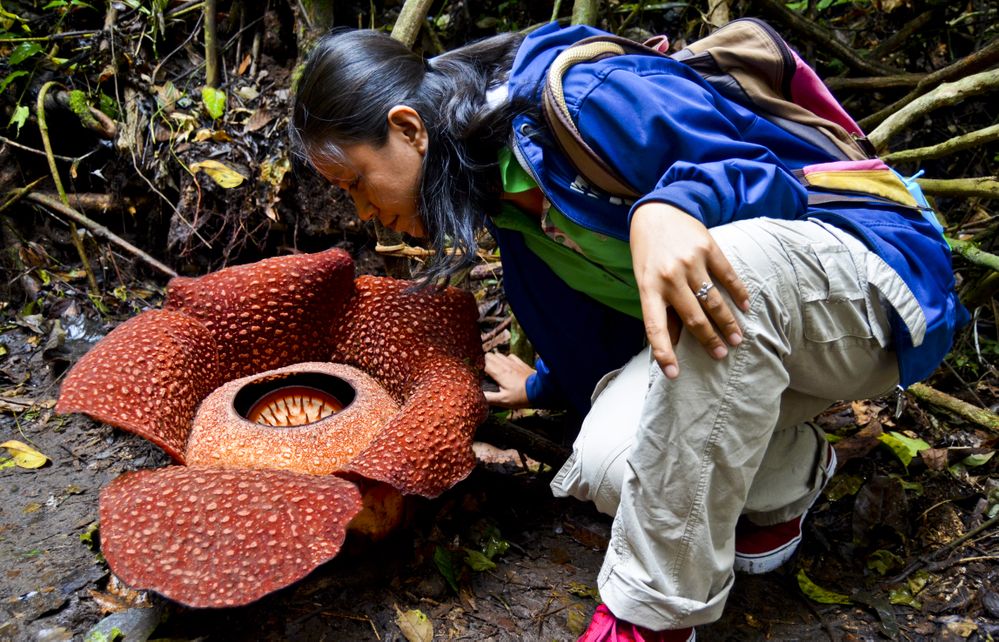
[{"x1": 492, "y1": 147, "x2": 642, "y2": 319}]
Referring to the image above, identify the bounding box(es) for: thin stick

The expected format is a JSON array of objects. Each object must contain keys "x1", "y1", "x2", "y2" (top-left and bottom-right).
[
  {"x1": 26, "y1": 192, "x2": 179, "y2": 279},
  {"x1": 36, "y1": 81, "x2": 99, "y2": 294},
  {"x1": 204, "y1": 0, "x2": 220, "y2": 87},
  {"x1": 825, "y1": 74, "x2": 924, "y2": 92}
]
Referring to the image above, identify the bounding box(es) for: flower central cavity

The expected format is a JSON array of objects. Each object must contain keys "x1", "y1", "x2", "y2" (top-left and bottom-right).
[{"x1": 246, "y1": 386, "x2": 344, "y2": 427}]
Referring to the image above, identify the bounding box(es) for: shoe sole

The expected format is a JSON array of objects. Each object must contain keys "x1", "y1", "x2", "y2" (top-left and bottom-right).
[{"x1": 733, "y1": 444, "x2": 838, "y2": 575}]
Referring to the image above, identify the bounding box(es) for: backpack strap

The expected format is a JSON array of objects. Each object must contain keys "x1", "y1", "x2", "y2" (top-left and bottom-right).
[{"x1": 541, "y1": 36, "x2": 654, "y2": 199}]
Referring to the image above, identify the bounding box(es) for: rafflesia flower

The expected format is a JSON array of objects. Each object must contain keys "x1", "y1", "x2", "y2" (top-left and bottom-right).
[{"x1": 56, "y1": 249, "x2": 486, "y2": 607}]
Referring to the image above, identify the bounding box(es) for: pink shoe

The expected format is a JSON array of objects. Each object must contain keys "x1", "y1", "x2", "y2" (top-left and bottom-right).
[
  {"x1": 734, "y1": 444, "x2": 838, "y2": 574},
  {"x1": 578, "y1": 604, "x2": 695, "y2": 642}
]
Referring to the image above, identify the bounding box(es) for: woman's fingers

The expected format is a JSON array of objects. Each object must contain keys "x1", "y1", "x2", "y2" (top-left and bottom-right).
[
  {"x1": 638, "y1": 283, "x2": 679, "y2": 379},
  {"x1": 483, "y1": 352, "x2": 534, "y2": 408}
]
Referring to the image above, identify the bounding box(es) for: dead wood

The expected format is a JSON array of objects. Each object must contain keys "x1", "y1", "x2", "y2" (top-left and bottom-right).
[
  {"x1": 25, "y1": 192, "x2": 178, "y2": 279},
  {"x1": 882, "y1": 124, "x2": 999, "y2": 163},
  {"x1": 908, "y1": 383, "x2": 999, "y2": 435},
  {"x1": 916, "y1": 177, "x2": 999, "y2": 201}
]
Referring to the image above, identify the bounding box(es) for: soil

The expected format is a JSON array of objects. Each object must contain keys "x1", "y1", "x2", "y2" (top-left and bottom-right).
[{"x1": 1, "y1": 309, "x2": 997, "y2": 642}]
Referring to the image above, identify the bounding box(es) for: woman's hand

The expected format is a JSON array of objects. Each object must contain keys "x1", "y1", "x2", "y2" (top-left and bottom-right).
[
  {"x1": 483, "y1": 352, "x2": 535, "y2": 408},
  {"x1": 630, "y1": 202, "x2": 750, "y2": 379}
]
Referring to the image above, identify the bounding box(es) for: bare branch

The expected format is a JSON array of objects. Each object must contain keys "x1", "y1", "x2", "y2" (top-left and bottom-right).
[
  {"x1": 916, "y1": 176, "x2": 999, "y2": 200},
  {"x1": 869, "y1": 69, "x2": 999, "y2": 152},
  {"x1": 882, "y1": 124, "x2": 999, "y2": 163}
]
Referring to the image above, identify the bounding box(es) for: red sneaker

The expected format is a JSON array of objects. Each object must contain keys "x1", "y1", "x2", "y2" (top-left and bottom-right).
[
  {"x1": 578, "y1": 604, "x2": 695, "y2": 642},
  {"x1": 734, "y1": 444, "x2": 837, "y2": 574}
]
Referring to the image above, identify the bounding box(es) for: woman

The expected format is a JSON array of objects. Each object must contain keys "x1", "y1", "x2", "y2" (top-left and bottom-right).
[{"x1": 291, "y1": 22, "x2": 966, "y2": 641}]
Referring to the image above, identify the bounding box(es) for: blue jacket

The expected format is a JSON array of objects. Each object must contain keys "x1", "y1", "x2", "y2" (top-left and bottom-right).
[{"x1": 497, "y1": 23, "x2": 967, "y2": 414}]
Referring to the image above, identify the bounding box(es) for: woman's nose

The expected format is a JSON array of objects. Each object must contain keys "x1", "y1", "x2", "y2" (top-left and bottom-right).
[{"x1": 349, "y1": 192, "x2": 376, "y2": 221}]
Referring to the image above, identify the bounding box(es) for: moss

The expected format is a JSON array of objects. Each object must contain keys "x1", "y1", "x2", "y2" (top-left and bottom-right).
[{"x1": 67, "y1": 89, "x2": 99, "y2": 130}]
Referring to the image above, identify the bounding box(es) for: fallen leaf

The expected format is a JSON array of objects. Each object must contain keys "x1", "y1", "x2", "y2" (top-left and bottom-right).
[
  {"x1": 245, "y1": 108, "x2": 276, "y2": 133},
  {"x1": 797, "y1": 569, "x2": 851, "y2": 605},
  {"x1": 879, "y1": 431, "x2": 930, "y2": 468},
  {"x1": 189, "y1": 159, "x2": 247, "y2": 188},
  {"x1": 1, "y1": 439, "x2": 50, "y2": 468},
  {"x1": 237, "y1": 54, "x2": 251, "y2": 75},
  {"x1": 394, "y1": 605, "x2": 433, "y2": 642}
]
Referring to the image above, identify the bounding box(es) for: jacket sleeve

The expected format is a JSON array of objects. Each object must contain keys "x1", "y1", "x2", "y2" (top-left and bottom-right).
[{"x1": 567, "y1": 58, "x2": 810, "y2": 228}]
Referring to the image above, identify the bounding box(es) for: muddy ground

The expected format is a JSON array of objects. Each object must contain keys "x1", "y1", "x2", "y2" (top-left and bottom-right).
[{"x1": 1, "y1": 307, "x2": 997, "y2": 642}]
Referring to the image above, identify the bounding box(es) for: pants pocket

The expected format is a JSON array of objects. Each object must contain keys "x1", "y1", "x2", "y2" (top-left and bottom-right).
[{"x1": 788, "y1": 243, "x2": 875, "y2": 343}]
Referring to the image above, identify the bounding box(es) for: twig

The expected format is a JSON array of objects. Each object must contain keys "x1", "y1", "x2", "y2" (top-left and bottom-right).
[
  {"x1": 0, "y1": 134, "x2": 81, "y2": 162},
  {"x1": 0, "y1": 178, "x2": 47, "y2": 215},
  {"x1": 882, "y1": 124, "x2": 999, "y2": 163},
  {"x1": 825, "y1": 74, "x2": 924, "y2": 92},
  {"x1": 25, "y1": 192, "x2": 179, "y2": 279},
  {"x1": 753, "y1": 0, "x2": 904, "y2": 76},
  {"x1": 867, "y1": 10, "x2": 934, "y2": 61},
  {"x1": 481, "y1": 316, "x2": 514, "y2": 343},
  {"x1": 859, "y1": 37, "x2": 999, "y2": 132},
  {"x1": 869, "y1": 69, "x2": 999, "y2": 151},
  {"x1": 907, "y1": 382, "x2": 999, "y2": 434},
  {"x1": 475, "y1": 415, "x2": 571, "y2": 468},
  {"x1": 36, "y1": 81, "x2": 99, "y2": 294},
  {"x1": 916, "y1": 177, "x2": 999, "y2": 200}
]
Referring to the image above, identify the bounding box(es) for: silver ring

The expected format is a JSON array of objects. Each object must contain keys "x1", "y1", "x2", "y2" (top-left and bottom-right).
[{"x1": 695, "y1": 281, "x2": 714, "y2": 301}]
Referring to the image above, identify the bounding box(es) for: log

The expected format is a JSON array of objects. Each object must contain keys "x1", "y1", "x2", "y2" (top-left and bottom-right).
[{"x1": 908, "y1": 383, "x2": 999, "y2": 435}]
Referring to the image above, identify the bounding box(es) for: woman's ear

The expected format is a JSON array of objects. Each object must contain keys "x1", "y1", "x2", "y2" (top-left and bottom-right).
[{"x1": 387, "y1": 105, "x2": 428, "y2": 156}]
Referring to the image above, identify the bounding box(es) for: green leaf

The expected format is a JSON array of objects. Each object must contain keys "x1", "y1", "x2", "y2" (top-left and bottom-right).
[
  {"x1": 201, "y1": 86, "x2": 226, "y2": 120},
  {"x1": 878, "y1": 431, "x2": 930, "y2": 468},
  {"x1": 481, "y1": 532, "x2": 510, "y2": 559},
  {"x1": 959, "y1": 451, "x2": 994, "y2": 468},
  {"x1": 8, "y1": 104, "x2": 29, "y2": 135},
  {"x1": 43, "y1": 0, "x2": 68, "y2": 8},
  {"x1": 464, "y1": 549, "x2": 496, "y2": 572},
  {"x1": 433, "y1": 546, "x2": 459, "y2": 593},
  {"x1": 797, "y1": 569, "x2": 851, "y2": 605},
  {"x1": 9, "y1": 41, "x2": 41, "y2": 65},
  {"x1": 0, "y1": 70, "x2": 28, "y2": 94}
]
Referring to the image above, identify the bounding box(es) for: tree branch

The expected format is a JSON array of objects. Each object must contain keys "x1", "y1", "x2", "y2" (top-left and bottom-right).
[
  {"x1": 882, "y1": 124, "x2": 999, "y2": 163},
  {"x1": 947, "y1": 237, "x2": 999, "y2": 272},
  {"x1": 916, "y1": 177, "x2": 999, "y2": 200},
  {"x1": 25, "y1": 192, "x2": 179, "y2": 279},
  {"x1": 869, "y1": 69, "x2": 999, "y2": 152},
  {"x1": 908, "y1": 383, "x2": 999, "y2": 434},
  {"x1": 859, "y1": 37, "x2": 999, "y2": 132}
]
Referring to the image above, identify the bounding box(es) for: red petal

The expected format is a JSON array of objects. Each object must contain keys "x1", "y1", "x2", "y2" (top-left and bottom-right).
[
  {"x1": 330, "y1": 278, "x2": 487, "y2": 496},
  {"x1": 100, "y1": 466, "x2": 362, "y2": 608},
  {"x1": 331, "y1": 276, "x2": 484, "y2": 400},
  {"x1": 348, "y1": 355, "x2": 486, "y2": 497},
  {"x1": 56, "y1": 310, "x2": 221, "y2": 462},
  {"x1": 165, "y1": 249, "x2": 354, "y2": 380}
]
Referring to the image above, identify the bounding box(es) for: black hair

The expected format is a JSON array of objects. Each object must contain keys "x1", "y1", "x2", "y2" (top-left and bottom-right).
[{"x1": 291, "y1": 28, "x2": 527, "y2": 283}]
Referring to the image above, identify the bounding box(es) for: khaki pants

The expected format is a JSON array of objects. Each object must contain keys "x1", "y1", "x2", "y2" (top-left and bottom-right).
[{"x1": 551, "y1": 218, "x2": 923, "y2": 630}]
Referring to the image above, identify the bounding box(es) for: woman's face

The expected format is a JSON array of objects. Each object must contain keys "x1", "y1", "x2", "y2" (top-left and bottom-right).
[{"x1": 315, "y1": 105, "x2": 428, "y2": 238}]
